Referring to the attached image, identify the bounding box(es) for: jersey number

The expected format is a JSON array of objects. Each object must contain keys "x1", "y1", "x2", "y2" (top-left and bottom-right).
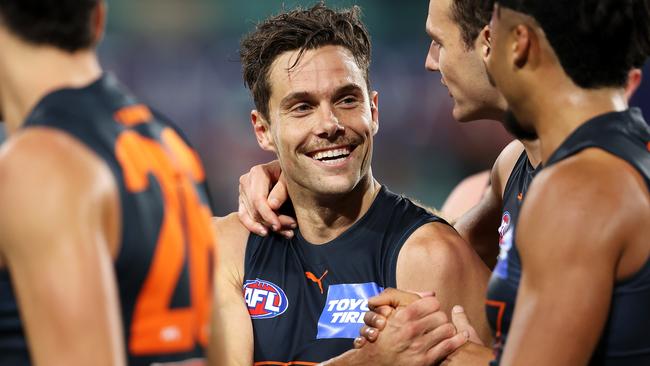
[{"x1": 115, "y1": 107, "x2": 214, "y2": 355}]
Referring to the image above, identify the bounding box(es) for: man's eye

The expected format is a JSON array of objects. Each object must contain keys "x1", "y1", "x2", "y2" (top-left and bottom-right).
[
  {"x1": 339, "y1": 96, "x2": 359, "y2": 106},
  {"x1": 292, "y1": 103, "x2": 312, "y2": 113}
]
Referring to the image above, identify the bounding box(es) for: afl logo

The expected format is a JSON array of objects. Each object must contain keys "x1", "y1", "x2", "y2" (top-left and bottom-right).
[
  {"x1": 498, "y1": 211, "x2": 511, "y2": 242},
  {"x1": 243, "y1": 279, "x2": 289, "y2": 319}
]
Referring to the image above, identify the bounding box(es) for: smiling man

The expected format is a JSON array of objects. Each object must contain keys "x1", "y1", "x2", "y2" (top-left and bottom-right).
[{"x1": 208, "y1": 4, "x2": 490, "y2": 366}]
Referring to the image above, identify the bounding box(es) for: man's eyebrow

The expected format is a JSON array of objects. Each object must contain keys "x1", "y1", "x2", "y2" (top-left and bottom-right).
[
  {"x1": 332, "y1": 83, "x2": 364, "y2": 99},
  {"x1": 279, "y1": 91, "x2": 313, "y2": 109},
  {"x1": 427, "y1": 26, "x2": 443, "y2": 44}
]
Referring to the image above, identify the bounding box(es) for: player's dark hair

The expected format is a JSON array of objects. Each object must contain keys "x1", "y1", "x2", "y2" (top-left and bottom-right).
[
  {"x1": 240, "y1": 3, "x2": 372, "y2": 120},
  {"x1": 0, "y1": 0, "x2": 100, "y2": 52},
  {"x1": 496, "y1": 0, "x2": 650, "y2": 88},
  {"x1": 451, "y1": 0, "x2": 493, "y2": 49}
]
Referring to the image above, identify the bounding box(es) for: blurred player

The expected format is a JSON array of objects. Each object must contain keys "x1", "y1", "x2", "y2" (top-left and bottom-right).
[
  {"x1": 208, "y1": 4, "x2": 490, "y2": 366},
  {"x1": 0, "y1": 1, "x2": 214, "y2": 365}
]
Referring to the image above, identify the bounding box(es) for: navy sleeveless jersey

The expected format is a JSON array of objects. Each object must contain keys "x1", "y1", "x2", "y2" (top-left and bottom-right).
[
  {"x1": 243, "y1": 186, "x2": 449, "y2": 365},
  {"x1": 487, "y1": 108, "x2": 650, "y2": 365},
  {"x1": 0, "y1": 74, "x2": 215, "y2": 365},
  {"x1": 485, "y1": 150, "x2": 539, "y2": 364}
]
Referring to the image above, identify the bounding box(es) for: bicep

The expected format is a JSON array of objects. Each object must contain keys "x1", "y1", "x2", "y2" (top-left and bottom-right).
[
  {"x1": 501, "y1": 180, "x2": 618, "y2": 365},
  {"x1": 454, "y1": 184, "x2": 501, "y2": 269},
  {"x1": 396, "y1": 224, "x2": 492, "y2": 343},
  {"x1": 1, "y1": 162, "x2": 124, "y2": 366},
  {"x1": 209, "y1": 216, "x2": 253, "y2": 366},
  {"x1": 8, "y1": 230, "x2": 124, "y2": 366}
]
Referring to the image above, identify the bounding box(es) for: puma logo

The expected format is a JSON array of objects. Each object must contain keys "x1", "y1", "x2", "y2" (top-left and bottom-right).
[{"x1": 305, "y1": 270, "x2": 329, "y2": 294}]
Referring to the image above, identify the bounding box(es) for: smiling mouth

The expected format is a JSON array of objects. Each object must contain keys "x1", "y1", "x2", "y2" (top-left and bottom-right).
[{"x1": 307, "y1": 145, "x2": 356, "y2": 165}]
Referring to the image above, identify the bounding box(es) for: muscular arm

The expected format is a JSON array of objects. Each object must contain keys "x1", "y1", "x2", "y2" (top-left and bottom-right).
[
  {"x1": 396, "y1": 222, "x2": 492, "y2": 345},
  {"x1": 0, "y1": 129, "x2": 124, "y2": 366},
  {"x1": 501, "y1": 150, "x2": 649, "y2": 365},
  {"x1": 208, "y1": 213, "x2": 253, "y2": 366},
  {"x1": 453, "y1": 140, "x2": 525, "y2": 269}
]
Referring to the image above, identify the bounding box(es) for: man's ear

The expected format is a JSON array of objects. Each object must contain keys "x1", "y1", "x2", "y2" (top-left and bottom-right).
[
  {"x1": 478, "y1": 25, "x2": 491, "y2": 63},
  {"x1": 370, "y1": 91, "x2": 379, "y2": 135},
  {"x1": 251, "y1": 110, "x2": 276, "y2": 152},
  {"x1": 624, "y1": 68, "x2": 642, "y2": 101},
  {"x1": 512, "y1": 24, "x2": 532, "y2": 68},
  {"x1": 91, "y1": 1, "x2": 107, "y2": 45}
]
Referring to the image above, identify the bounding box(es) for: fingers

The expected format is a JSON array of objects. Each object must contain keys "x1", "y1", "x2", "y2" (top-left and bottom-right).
[
  {"x1": 451, "y1": 305, "x2": 483, "y2": 345},
  {"x1": 368, "y1": 288, "x2": 423, "y2": 309},
  {"x1": 252, "y1": 196, "x2": 282, "y2": 231},
  {"x1": 260, "y1": 159, "x2": 283, "y2": 181},
  {"x1": 353, "y1": 336, "x2": 367, "y2": 349},
  {"x1": 238, "y1": 195, "x2": 268, "y2": 236},
  {"x1": 238, "y1": 162, "x2": 296, "y2": 236},
  {"x1": 268, "y1": 172, "x2": 289, "y2": 211},
  {"x1": 391, "y1": 296, "x2": 442, "y2": 324},
  {"x1": 359, "y1": 325, "x2": 379, "y2": 343},
  {"x1": 407, "y1": 308, "x2": 449, "y2": 336},
  {"x1": 423, "y1": 332, "x2": 468, "y2": 365}
]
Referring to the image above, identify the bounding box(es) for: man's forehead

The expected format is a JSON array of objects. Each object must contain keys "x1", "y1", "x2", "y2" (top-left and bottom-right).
[
  {"x1": 268, "y1": 46, "x2": 365, "y2": 97},
  {"x1": 426, "y1": 0, "x2": 453, "y2": 34}
]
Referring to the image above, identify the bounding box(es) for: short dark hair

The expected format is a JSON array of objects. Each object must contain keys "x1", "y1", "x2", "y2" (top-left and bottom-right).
[
  {"x1": 0, "y1": 0, "x2": 100, "y2": 52},
  {"x1": 450, "y1": 0, "x2": 492, "y2": 49},
  {"x1": 496, "y1": 0, "x2": 650, "y2": 88},
  {"x1": 240, "y1": 3, "x2": 372, "y2": 120}
]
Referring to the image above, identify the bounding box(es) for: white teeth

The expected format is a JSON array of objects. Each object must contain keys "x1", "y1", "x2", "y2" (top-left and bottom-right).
[{"x1": 312, "y1": 147, "x2": 351, "y2": 161}]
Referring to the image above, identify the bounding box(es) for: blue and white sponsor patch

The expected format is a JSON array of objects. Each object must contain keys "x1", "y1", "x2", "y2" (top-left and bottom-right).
[{"x1": 317, "y1": 282, "x2": 383, "y2": 339}]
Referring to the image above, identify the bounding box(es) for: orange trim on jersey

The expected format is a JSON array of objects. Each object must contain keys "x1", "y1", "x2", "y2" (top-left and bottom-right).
[
  {"x1": 254, "y1": 362, "x2": 318, "y2": 366},
  {"x1": 485, "y1": 299, "x2": 506, "y2": 338},
  {"x1": 646, "y1": 141, "x2": 650, "y2": 151},
  {"x1": 114, "y1": 104, "x2": 153, "y2": 126},
  {"x1": 161, "y1": 127, "x2": 206, "y2": 181}
]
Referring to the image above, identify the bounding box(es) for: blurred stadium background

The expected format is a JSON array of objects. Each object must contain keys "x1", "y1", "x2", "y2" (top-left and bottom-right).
[{"x1": 7, "y1": 0, "x2": 650, "y2": 214}]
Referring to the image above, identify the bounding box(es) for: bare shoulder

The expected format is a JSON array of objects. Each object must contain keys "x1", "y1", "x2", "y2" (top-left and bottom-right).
[
  {"x1": 526, "y1": 148, "x2": 648, "y2": 216},
  {"x1": 0, "y1": 128, "x2": 115, "y2": 247},
  {"x1": 213, "y1": 213, "x2": 251, "y2": 249},
  {"x1": 0, "y1": 128, "x2": 117, "y2": 262},
  {"x1": 212, "y1": 213, "x2": 250, "y2": 281},
  {"x1": 397, "y1": 222, "x2": 489, "y2": 291},
  {"x1": 520, "y1": 148, "x2": 649, "y2": 257},
  {"x1": 491, "y1": 139, "x2": 525, "y2": 198}
]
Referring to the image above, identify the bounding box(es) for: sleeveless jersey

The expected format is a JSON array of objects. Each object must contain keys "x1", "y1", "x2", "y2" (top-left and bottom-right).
[
  {"x1": 0, "y1": 74, "x2": 215, "y2": 366},
  {"x1": 487, "y1": 108, "x2": 650, "y2": 365},
  {"x1": 243, "y1": 186, "x2": 449, "y2": 365},
  {"x1": 485, "y1": 149, "x2": 539, "y2": 364}
]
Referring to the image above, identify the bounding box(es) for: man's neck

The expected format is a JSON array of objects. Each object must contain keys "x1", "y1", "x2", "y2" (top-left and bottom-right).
[
  {"x1": 520, "y1": 138, "x2": 542, "y2": 168},
  {"x1": 289, "y1": 175, "x2": 381, "y2": 245},
  {"x1": 0, "y1": 44, "x2": 102, "y2": 135},
  {"x1": 515, "y1": 83, "x2": 627, "y2": 164}
]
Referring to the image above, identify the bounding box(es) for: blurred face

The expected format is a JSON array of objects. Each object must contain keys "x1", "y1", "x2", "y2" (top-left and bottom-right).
[
  {"x1": 253, "y1": 45, "x2": 378, "y2": 196},
  {"x1": 425, "y1": 0, "x2": 505, "y2": 122}
]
